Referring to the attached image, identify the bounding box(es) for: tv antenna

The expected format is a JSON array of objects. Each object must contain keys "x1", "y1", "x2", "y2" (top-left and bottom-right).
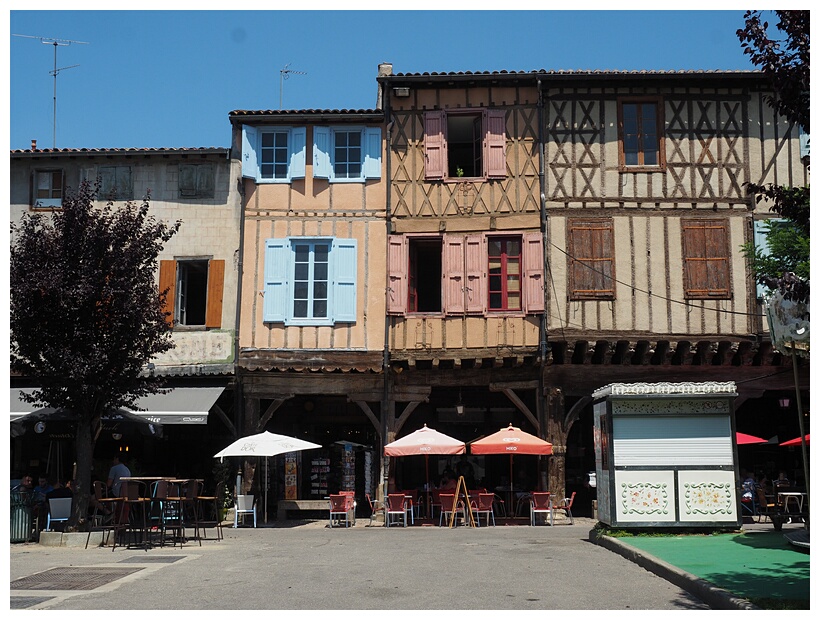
[
  {"x1": 13, "y1": 34, "x2": 89, "y2": 149},
  {"x1": 279, "y1": 63, "x2": 307, "y2": 110}
]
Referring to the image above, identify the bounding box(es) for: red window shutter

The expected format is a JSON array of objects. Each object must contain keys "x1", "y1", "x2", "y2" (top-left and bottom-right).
[
  {"x1": 682, "y1": 219, "x2": 730, "y2": 299},
  {"x1": 158, "y1": 260, "x2": 177, "y2": 326},
  {"x1": 424, "y1": 111, "x2": 446, "y2": 180},
  {"x1": 387, "y1": 235, "x2": 407, "y2": 314},
  {"x1": 464, "y1": 234, "x2": 486, "y2": 314},
  {"x1": 485, "y1": 109, "x2": 507, "y2": 179},
  {"x1": 522, "y1": 231, "x2": 544, "y2": 312},
  {"x1": 205, "y1": 259, "x2": 225, "y2": 328},
  {"x1": 442, "y1": 234, "x2": 465, "y2": 314}
]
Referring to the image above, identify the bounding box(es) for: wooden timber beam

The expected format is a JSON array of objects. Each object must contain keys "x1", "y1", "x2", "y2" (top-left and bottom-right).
[
  {"x1": 499, "y1": 387, "x2": 539, "y2": 432},
  {"x1": 353, "y1": 400, "x2": 382, "y2": 439},
  {"x1": 210, "y1": 403, "x2": 236, "y2": 436},
  {"x1": 395, "y1": 401, "x2": 424, "y2": 436},
  {"x1": 258, "y1": 395, "x2": 293, "y2": 431}
]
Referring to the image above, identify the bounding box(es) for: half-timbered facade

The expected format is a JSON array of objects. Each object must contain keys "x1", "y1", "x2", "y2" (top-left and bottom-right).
[{"x1": 377, "y1": 66, "x2": 809, "y2": 510}]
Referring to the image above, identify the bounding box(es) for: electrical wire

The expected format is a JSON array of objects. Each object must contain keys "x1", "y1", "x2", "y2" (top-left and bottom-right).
[{"x1": 549, "y1": 240, "x2": 768, "y2": 318}]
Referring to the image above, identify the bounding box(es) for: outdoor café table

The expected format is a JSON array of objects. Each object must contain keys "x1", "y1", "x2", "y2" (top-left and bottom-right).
[{"x1": 778, "y1": 492, "x2": 807, "y2": 514}]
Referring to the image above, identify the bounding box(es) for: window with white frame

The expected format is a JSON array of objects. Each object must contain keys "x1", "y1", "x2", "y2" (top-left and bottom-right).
[
  {"x1": 313, "y1": 126, "x2": 381, "y2": 182},
  {"x1": 263, "y1": 237, "x2": 357, "y2": 325},
  {"x1": 242, "y1": 125, "x2": 307, "y2": 182},
  {"x1": 32, "y1": 169, "x2": 65, "y2": 208}
]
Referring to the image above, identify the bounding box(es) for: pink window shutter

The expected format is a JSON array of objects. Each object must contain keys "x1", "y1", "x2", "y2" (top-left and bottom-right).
[
  {"x1": 442, "y1": 234, "x2": 465, "y2": 314},
  {"x1": 523, "y1": 231, "x2": 545, "y2": 312},
  {"x1": 485, "y1": 109, "x2": 507, "y2": 179},
  {"x1": 387, "y1": 235, "x2": 408, "y2": 315},
  {"x1": 464, "y1": 234, "x2": 486, "y2": 314},
  {"x1": 424, "y1": 111, "x2": 446, "y2": 180}
]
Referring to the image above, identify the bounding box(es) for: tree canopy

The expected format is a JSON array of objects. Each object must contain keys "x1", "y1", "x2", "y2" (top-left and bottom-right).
[{"x1": 10, "y1": 180, "x2": 180, "y2": 526}]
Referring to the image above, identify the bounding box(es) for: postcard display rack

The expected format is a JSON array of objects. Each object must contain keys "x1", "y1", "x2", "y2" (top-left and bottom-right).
[
  {"x1": 310, "y1": 455, "x2": 330, "y2": 498},
  {"x1": 341, "y1": 443, "x2": 356, "y2": 492},
  {"x1": 593, "y1": 381, "x2": 742, "y2": 529}
]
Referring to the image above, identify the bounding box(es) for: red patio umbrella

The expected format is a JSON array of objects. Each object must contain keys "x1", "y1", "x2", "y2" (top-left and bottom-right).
[
  {"x1": 469, "y1": 424, "x2": 552, "y2": 509},
  {"x1": 384, "y1": 424, "x2": 465, "y2": 495},
  {"x1": 780, "y1": 434, "x2": 810, "y2": 447},
  {"x1": 736, "y1": 432, "x2": 767, "y2": 445}
]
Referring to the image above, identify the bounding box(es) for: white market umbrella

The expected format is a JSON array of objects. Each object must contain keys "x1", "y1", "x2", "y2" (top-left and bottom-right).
[{"x1": 215, "y1": 431, "x2": 322, "y2": 522}]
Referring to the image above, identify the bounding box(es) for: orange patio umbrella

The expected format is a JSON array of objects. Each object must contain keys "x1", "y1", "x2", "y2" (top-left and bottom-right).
[{"x1": 469, "y1": 424, "x2": 553, "y2": 504}]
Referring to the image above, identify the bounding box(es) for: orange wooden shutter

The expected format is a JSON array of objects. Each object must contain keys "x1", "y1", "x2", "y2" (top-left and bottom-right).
[
  {"x1": 682, "y1": 219, "x2": 730, "y2": 299},
  {"x1": 158, "y1": 260, "x2": 177, "y2": 326},
  {"x1": 205, "y1": 259, "x2": 225, "y2": 328}
]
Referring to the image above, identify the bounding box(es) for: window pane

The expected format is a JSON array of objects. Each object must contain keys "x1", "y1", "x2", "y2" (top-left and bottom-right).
[
  {"x1": 507, "y1": 259, "x2": 520, "y2": 276},
  {"x1": 313, "y1": 282, "x2": 327, "y2": 299},
  {"x1": 489, "y1": 293, "x2": 502, "y2": 309},
  {"x1": 274, "y1": 133, "x2": 287, "y2": 147},
  {"x1": 294, "y1": 263, "x2": 309, "y2": 281},
  {"x1": 488, "y1": 241, "x2": 501, "y2": 257},
  {"x1": 347, "y1": 162, "x2": 361, "y2": 177},
  {"x1": 507, "y1": 276, "x2": 520, "y2": 292},
  {"x1": 293, "y1": 300, "x2": 307, "y2": 317},
  {"x1": 313, "y1": 300, "x2": 327, "y2": 317},
  {"x1": 315, "y1": 245, "x2": 329, "y2": 261},
  {"x1": 261, "y1": 150, "x2": 274, "y2": 163},
  {"x1": 314, "y1": 263, "x2": 328, "y2": 281},
  {"x1": 507, "y1": 240, "x2": 520, "y2": 256},
  {"x1": 293, "y1": 281, "x2": 308, "y2": 300},
  {"x1": 262, "y1": 133, "x2": 275, "y2": 147},
  {"x1": 489, "y1": 275, "x2": 501, "y2": 291},
  {"x1": 274, "y1": 163, "x2": 288, "y2": 177},
  {"x1": 507, "y1": 293, "x2": 521, "y2": 310},
  {"x1": 347, "y1": 132, "x2": 361, "y2": 147},
  {"x1": 294, "y1": 245, "x2": 309, "y2": 262}
]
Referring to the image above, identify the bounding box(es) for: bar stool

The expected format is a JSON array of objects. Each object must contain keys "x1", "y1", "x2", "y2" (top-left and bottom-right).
[{"x1": 115, "y1": 480, "x2": 150, "y2": 551}]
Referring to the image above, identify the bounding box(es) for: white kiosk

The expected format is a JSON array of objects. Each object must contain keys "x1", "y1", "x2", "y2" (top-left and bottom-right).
[{"x1": 593, "y1": 381, "x2": 741, "y2": 529}]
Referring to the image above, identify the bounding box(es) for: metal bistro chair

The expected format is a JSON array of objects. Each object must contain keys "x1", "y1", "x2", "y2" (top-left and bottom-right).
[
  {"x1": 339, "y1": 491, "x2": 357, "y2": 526},
  {"x1": 439, "y1": 493, "x2": 466, "y2": 527},
  {"x1": 402, "y1": 489, "x2": 419, "y2": 524},
  {"x1": 196, "y1": 482, "x2": 225, "y2": 541},
  {"x1": 556, "y1": 491, "x2": 576, "y2": 525},
  {"x1": 234, "y1": 494, "x2": 257, "y2": 528},
  {"x1": 385, "y1": 493, "x2": 408, "y2": 527},
  {"x1": 86, "y1": 481, "x2": 123, "y2": 549},
  {"x1": 45, "y1": 497, "x2": 72, "y2": 531},
  {"x1": 329, "y1": 494, "x2": 353, "y2": 528},
  {"x1": 530, "y1": 491, "x2": 554, "y2": 526},
  {"x1": 472, "y1": 493, "x2": 496, "y2": 527},
  {"x1": 366, "y1": 493, "x2": 385, "y2": 526}
]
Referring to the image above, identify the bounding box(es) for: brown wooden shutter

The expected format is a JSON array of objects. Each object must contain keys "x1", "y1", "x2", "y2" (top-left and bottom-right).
[
  {"x1": 443, "y1": 234, "x2": 466, "y2": 314},
  {"x1": 464, "y1": 234, "x2": 486, "y2": 314},
  {"x1": 682, "y1": 219, "x2": 730, "y2": 299},
  {"x1": 485, "y1": 109, "x2": 507, "y2": 179},
  {"x1": 568, "y1": 218, "x2": 614, "y2": 300},
  {"x1": 205, "y1": 259, "x2": 225, "y2": 328},
  {"x1": 158, "y1": 260, "x2": 177, "y2": 326}
]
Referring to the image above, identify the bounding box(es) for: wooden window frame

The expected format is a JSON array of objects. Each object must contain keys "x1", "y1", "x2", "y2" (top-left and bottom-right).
[
  {"x1": 487, "y1": 236, "x2": 522, "y2": 312},
  {"x1": 617, "y1": 96, "x2": 666, "y2": 172},
  {"x1": 567, "y1": 218, "x2": 616, "y2": 301},
  {"x1": 424, "y1": 108, "x2": 507, "y2": 181},
  {"x1": 681, "y1": 218, "x2": 731, "y2": 300},
  {"x1": 98, "y1": 165, "x2": 134, "y2": 201},
  {"x1": 159, "y1": 258, "x2": 224, "y2": 329}
]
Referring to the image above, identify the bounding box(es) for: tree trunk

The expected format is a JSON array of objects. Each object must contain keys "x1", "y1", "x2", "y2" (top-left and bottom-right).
[{"x1": 73, "y1": 419, "x2": 96, "y2": 529}]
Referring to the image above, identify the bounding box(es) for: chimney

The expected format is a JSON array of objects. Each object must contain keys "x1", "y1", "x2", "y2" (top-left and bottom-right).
[
  {"x1": 378, "y1": 62, "x2": 393, "y2": 77},
  {"x1": 31, "y1": 139, "x2": 37, "y2": 151},
  {"x1": 376, "y1": 62, "x2": 393, "y2": 110}
]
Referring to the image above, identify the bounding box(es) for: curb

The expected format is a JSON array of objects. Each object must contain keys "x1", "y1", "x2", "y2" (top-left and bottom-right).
[{"x1": 589, "y1": 530, "x2": 759, "y2": 610}]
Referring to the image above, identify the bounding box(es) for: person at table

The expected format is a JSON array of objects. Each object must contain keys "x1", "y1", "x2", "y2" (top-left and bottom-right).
[
  {"x1": 33, "y1": 474, "x2": 54, "y2": 503},
  {"x1": 773, "y1": 470, "x2": 790, "y2": 490},
  {"x1": 740, "y1": 470, "x2": 758, "y2": 502},
  {"x1": 107, "y1": 454, "x2": 131, "y2": 497},
  {"x1": 439, "y1": 473, "x2": 457, "y2": 492},
  {"x1": 12, "y1": 473, "x2": 34, "y2": 493},
  {"x1": 46, "y1": 479, "x2": 74, "y2": 500}
]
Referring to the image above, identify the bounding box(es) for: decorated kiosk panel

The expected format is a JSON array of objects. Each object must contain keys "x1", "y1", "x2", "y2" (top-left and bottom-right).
[{"x1": 592, "y1": 382, "x2": 741, "y2": 529}]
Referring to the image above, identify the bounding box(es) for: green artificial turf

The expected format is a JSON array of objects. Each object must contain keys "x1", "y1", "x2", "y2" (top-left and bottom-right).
[{"x1": 620, "y1": 530, "x2": 810, "y2": 605}]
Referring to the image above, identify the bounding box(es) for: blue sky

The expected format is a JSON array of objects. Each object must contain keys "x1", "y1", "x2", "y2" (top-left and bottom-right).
[{"x1": 7, "y1": 7, "x2": 758, "y2": 151}]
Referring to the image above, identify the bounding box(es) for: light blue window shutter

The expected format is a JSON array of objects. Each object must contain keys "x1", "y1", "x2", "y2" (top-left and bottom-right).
[
  {"x1": 290, "y1": 127, "x2": 307, "y2": 179},
  {"x1": 263, "y1": 238, "x2": 291, "y2": 322},
  {"x1": 242, "y1": 125, "x2": 259, "y2": 179},
  {"x1": 313, "y1": 126, "x2": 331, "y2": 179},
  {"x1": 331, "y1": 238, "x2": 357, "y2": 323},
  {"x1": 364, "y1": 127, "x2": 382, "y2": 179}
]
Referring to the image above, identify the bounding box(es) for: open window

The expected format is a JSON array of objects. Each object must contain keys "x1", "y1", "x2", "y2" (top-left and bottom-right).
[
  {"x1": 409, "y1": 238, "x2": 443, "y2": 313},
  {"x1": 159, "y1": 259, "x2": 225, "y2": 328},
  {"x1": 424, "y1": 109, "x2": 506, "y2": 181}
]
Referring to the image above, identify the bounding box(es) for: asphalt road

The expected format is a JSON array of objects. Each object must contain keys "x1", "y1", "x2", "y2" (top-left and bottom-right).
[{"x1": 11, "y1": 517, "x2": 710, "y2": 610}]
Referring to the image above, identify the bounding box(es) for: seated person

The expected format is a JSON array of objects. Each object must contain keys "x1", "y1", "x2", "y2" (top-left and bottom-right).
[
  {"x1": 12, "y1": 473, "x2": 34, "y2": 494},
  {"x1": 773, "y1": 470, "x2": 791, "y2": 490},
  {"x1": 740, "y1": 470, "x2": 757, "y2": 503},
  {"x1": 33, "y1": 475, "x2": 54, "y2": 504},
  {"x1": 439, "y1": 474, "x2": 457, "y2": 492}
]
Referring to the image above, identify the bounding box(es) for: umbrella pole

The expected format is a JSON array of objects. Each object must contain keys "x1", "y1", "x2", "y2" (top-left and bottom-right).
[
  {"x1": 510, "y1": 455, "x2": 514, "y2": 518},
  {"x1": 791, "y1": 344, "x2": 809, "y2": 528},
  {"x1": 265, "y1": 457, "x2": 268, "y2": 524}
]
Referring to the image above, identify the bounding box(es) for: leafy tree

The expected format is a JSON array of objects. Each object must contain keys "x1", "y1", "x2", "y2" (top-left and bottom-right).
[
  {"x1": 10, "y1": 181, "x2": 180, "y2": 527},
  {"x1": 737, "y1": 10, "x2": 810, "y2": 303}
]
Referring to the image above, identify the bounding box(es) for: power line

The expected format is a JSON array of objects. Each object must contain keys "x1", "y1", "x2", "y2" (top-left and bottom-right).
[
  {"x1": 548, "y1": 240, "x2": 767, "y2": 318},
  {"x1": 13, "y1": 34, "x2": 89, "y2": 149}
]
